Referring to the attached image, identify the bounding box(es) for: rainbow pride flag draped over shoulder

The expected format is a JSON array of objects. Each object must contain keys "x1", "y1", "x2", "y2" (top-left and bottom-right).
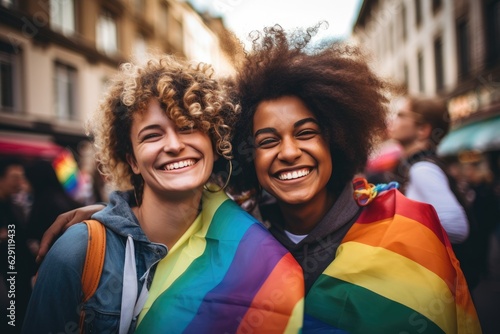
[
  {"x1": 305, "y1": 189, "x2": 481, "y2": 334},
  {"x1": 136, "y1": 190, "x2": 304, "y2": 334}
]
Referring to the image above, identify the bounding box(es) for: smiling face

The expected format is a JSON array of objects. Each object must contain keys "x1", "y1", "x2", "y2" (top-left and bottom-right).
[
  {"x1": 127, "y1": 99, "x2": 215, "y2": 200},
  {"x1": 253, "y1": 96, "x2": 333, "y2": 206}
]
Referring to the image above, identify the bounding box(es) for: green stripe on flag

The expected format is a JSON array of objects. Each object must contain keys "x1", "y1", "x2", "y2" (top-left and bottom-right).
[{"x1": 305, "y1": 275, "x2": 445, "y2": 334}]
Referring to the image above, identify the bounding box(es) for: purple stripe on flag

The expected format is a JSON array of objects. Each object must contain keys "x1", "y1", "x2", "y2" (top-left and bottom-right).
[{"x1": 184, "y1": 224, "x2": 288, "y2": 333}]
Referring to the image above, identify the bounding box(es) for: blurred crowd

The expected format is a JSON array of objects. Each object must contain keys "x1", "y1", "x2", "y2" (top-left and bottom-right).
[{"x1": 0, "y1": 146, "x2": 110, "y2": 333}]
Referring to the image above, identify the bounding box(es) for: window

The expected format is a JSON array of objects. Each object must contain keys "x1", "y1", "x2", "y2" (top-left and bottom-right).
[
  {"x1": 401, "y1": 4, "x2": 407, "y2": 41},
  {"x1": 168, "y1": 17, "x2": 183, "y2": 52},
  {"x1": 388, "y1": 22, "x2": 393, "y2": 53},
  {"x1": 433, "y1": 0, "x2": 442, "y2": 13},
  {"x1": 158, "y1": 3, "x2": 169, "y2": 34},
  {"x1": 97, "y1": 10, "x2": 118, "y2": 55},
  {"x1": 434, "y1": 36, "x2": 444, "y2": 91},
  {"x1": 457, "y1": 19, "x2": 470, "y2": 77},
  {"x1": 0, "y1": 40, "x2": 21, "y2": 113},
  {"x1": 134, "y1": 0, "x2": 144, "y2": 13},
  {"x1": 50, "y1": 0, "x2": 75, "y2": 35},
  {"x1": 54, "y1": 62, "x2": 77, "y2": 120},
  {"x1": 417, "y1": 51, "x2": 424, "y2": 92},
  {"x1": 133, "y1": 34, "x2": 147, "y2": 62},
  {"x1": 415, "y1": 0, "x2": 422, "y2": 27},
  {"x1": 485, "y1": 0, "x2": 500, "y2": 66},
  {"x1": 403, "y1": 63, "x2": 409, "y2": 90}
]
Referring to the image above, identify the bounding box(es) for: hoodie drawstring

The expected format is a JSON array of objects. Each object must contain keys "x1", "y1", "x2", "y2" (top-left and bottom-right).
[{"x1": 119, "y1": 235, "x2": 149, "y2": 334}]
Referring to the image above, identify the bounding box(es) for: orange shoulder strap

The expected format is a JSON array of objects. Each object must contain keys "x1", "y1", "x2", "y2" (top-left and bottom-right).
[
  {"x1": 79, "y1": 219, "x2": 106, "y2": 333},
  {"x1": 81, "y1": 219, "x2": 106, "y2": 302}
]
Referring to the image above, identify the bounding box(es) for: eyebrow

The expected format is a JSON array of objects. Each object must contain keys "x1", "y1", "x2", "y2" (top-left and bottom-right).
[
  {"x1": 253, "y1": 117, "x2": 319, "y2": 137},
  {"x1": 137, "y1": 124, "x2": 162, "y2": 137}
]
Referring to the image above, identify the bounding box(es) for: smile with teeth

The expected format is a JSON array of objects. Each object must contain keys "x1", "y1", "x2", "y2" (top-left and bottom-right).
[
  {"x1": 164, "y1": 159, "x2": 196, "y2": 171},
  {"x1": 277, "y1": 168, "x2": 311, "y2": 180}
]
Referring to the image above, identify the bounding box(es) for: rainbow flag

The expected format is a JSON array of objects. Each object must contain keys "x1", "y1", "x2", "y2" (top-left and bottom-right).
[
  {"x1": 52, "y1": 149, "x2": 79, "y2": 195},
  {"x1": 136, "y1": 190, "x2": 304, "y2": 334},
  {"x1": 305, "y1": 189, "x2": 481, "y2": 334}
]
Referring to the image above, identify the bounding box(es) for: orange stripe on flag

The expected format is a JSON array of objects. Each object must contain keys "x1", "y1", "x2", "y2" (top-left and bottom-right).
[
  {"x1": 237, "y1": 253, "x2": 304, "y2": 333},
  {"x1": 344, "y1": 216, "x2": 477, "y2": 317}
]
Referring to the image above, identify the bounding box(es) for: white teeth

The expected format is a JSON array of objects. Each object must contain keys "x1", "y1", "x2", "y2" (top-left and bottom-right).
[
  {"x1": 278, "y1": 169, "x2": 310, "y2": 180},
  {"x1": 165, "y1": 159, "x2": 195, "y2": 170}
]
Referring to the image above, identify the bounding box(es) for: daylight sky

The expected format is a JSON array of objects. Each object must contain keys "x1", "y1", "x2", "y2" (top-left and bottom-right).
[{"x1": 187, "y1": 0, "x2": 363, "y2": 43}]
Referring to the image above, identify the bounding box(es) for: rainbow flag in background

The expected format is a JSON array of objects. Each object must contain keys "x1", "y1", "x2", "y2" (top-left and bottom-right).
[
  {"x1": 304, "y1": 189, "x2": 482, "y2": 334},
  {"x1": 136, "y1": 190, "x2": 304, "y2": 334},
  {"x1": 52, "y1": 149, "x2": 79, "y2": 195}
]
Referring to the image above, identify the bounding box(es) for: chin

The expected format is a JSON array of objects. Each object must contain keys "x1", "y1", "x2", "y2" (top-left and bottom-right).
[{"x1": 276, "y1": 193, "x2": 312, "y2": 206}]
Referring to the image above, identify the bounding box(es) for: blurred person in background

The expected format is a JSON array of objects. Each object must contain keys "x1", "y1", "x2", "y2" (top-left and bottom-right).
[
  {"x1": 461, "y1": 151, "x2": 500, "y2": 280},
  {"x1": 388, "y1": 95, "x2": 482, "y2": 289},
  {"x1": 0, "y1": 157, "x2": 36, "y2": 333},
  {"x1": 24, "y1": 159, "x2": 82, "y2": 255},
  {"x1": 75, "y1": 140, "x2": 111, "y2": 205},
  {"x1": 389, "y1": 95, "x2": 470, "y2": 243}
]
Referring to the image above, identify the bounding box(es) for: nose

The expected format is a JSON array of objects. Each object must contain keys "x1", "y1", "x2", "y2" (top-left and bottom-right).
[
  {"x1": 163, "y1": 131, "x2": 185, "y2": 154},
  {"x1": 277, "y1": 136, "x2": 301, "y2": 162}
]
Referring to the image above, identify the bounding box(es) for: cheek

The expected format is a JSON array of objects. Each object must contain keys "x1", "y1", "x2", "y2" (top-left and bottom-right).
[
  {"x1": 317, "y1": 142, "x2": 333, "y2": 176},
  {"x1": 253, "y1": 151, "x2": 269, "y2": 178},
  {"x1": 324, "y1": 159, "x2": 333, "y2": 180}
]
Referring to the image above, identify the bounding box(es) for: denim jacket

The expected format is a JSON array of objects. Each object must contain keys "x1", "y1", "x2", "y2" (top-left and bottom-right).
[{"x1": 22, "y1": 191, "x2": 167, "y2": 334}]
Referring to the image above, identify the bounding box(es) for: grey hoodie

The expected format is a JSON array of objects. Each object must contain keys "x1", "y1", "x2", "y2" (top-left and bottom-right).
[{"x1": 268, "y1": 183, "x2": 362, "y2": 292}]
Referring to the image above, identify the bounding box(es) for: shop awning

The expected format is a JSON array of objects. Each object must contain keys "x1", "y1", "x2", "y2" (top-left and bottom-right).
[
  {"x1": 437, "y1": 115, "x2": 500, "y2": 156},
  {"x1": 0, "y1": 132, "x2": 65, "y2": 159}
]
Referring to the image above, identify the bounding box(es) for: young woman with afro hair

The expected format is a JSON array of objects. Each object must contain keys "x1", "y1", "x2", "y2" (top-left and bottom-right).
[{"x1": 228, "y1": 23, "x2": 480, "y2": 334}]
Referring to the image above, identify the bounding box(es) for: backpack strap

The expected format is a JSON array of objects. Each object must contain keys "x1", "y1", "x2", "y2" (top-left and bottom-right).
[{"x1": 79, "y1": 219, "x2": 106, "y2": 332}]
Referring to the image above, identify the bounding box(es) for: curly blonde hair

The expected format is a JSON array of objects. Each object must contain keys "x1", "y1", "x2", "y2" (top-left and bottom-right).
[{"x1": 87, "y1": 54, "x2": 240, "y2": 193}]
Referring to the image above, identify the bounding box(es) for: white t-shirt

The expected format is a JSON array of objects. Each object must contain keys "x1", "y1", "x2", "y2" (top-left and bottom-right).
[
  {"x1": 285, "y1": 230, "x2": 308, "y2": 244},
  {"x1": 406, "y1": 161, "x2": 469, "y2": 243}
]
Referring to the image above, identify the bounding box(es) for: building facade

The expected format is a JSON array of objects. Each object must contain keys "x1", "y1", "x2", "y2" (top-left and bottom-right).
[
  {"x1": 0, "y1": 0, "x2": 236, "y2": 155},
  {"x1": 352, "y1": 0, "x2": 500, "y2": 157}
]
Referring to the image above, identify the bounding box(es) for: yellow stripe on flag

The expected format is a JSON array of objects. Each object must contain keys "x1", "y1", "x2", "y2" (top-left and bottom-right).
[{"x1": 325, "y1": 241, "x2": 457, "y2": 334}]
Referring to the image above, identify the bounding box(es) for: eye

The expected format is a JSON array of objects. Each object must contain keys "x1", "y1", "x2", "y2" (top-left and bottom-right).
[
  {"x1": 255, "y1": 136, "x2": 279, "y2": 148},
  {"x1": 296, "y1": 129, "x2": 319, "y2": 139},
  {"x1": 140, "y1": 132, "x2": 161, "y2": 142}
]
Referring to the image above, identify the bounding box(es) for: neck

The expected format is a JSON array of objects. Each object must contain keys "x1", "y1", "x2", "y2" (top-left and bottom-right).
[
  {"x1": 133, "y1": 188, "x2": 203, "y2": 249},
  {"x1": 402, "y1": 140, "x2": 429, "y2": 157},
  {"x1": 278, "y1": 191, "x2": 335, "y2": 235}
]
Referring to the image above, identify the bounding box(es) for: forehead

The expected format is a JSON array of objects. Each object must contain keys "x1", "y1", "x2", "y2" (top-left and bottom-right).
[
  {"x1": 254, "y1": 96, "x2": 315, "y2": 124},
  {"x1": 7, "y1": 165, "x2": 23, "y2": 174},
  {"x1": 1, "y1": 165, "x2": 24, "y2": 179},
  {"x1": 130, "y1": 99, "x2": 171, "y2": 126}
]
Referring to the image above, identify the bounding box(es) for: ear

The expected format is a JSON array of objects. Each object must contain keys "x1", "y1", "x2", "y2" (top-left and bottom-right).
[
  {"x1": 126, "y1": 153, "x2": 140, "y2": 174},
  {"x1": 417, "y1": 123, "x2": 432, "y2": 141}
]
